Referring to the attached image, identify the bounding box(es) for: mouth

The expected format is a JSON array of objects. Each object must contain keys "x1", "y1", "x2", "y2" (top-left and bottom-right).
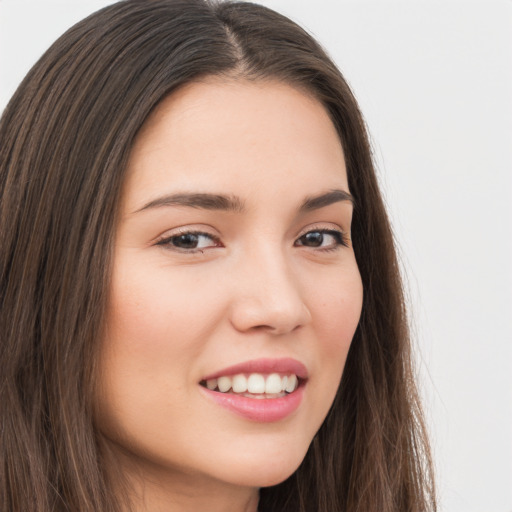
[
  {"x1": 200, "y1": 372, "x2": 301, "y2": 399},
  {"x1": 199, "y1": 358, "x2": 307, "y2": 422}
]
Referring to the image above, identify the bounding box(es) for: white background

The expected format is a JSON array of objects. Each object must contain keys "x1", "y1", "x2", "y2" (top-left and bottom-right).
[{"x1": 1, "y1": 1, "x2": 511, "y2": 511}]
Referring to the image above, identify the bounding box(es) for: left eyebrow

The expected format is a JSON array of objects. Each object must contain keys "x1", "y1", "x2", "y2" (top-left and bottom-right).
[
  {"x1": 299, "y1": 189, "x2": 355, "y2": 212},
  {"x1": 133, "y1": 192, "x2": 246, "y2": 214}
]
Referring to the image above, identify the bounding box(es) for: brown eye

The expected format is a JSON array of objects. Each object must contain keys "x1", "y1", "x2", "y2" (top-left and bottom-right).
[
  {"x1": 157, "y1": 231, "x2": 221, "y2": 251},
  {"x1": 171, "y1": 233, "x2": 201, "y2": 249},
  {"x1": 300, "y1": 232, "x2": 324, "y2": 247},
  {"x1": 295, "y1": 230, "x2": 347, "y2": 249}
]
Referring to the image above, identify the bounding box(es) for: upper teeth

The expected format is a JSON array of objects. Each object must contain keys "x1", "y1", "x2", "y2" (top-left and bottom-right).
[{"x1": 205, "y1": 373, "x2": 298, "y2": 394}]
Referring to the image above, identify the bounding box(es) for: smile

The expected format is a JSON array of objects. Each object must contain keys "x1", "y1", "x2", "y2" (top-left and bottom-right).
[
  {"x1": 199, "y1": 358, "x2": 307, "y2": 422},
  {"x1": 201, "y1": 372, "x2": 299, "y2": 397}
]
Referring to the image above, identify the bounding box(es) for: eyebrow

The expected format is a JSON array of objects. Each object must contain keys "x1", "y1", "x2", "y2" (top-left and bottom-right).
[
  {"x1": 299, "y1": 189, "x2": 355, "y2": 212},
  {"x1": 133, "y1": 188, "x2": 354, "y2": 214},
  {"x1": 134, "y1": 192, "x2": 245, "y2": 214}
]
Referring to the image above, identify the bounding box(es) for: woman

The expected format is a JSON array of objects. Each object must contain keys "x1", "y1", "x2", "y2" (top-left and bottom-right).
[{"x1": 0, "y1": 1, "x2": 436, "y2": 511}]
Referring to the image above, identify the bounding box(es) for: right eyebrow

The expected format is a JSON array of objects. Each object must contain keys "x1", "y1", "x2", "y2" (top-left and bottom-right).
[
  {"x1": 299, "y1": 189, "x2": 355, "y2": 212},
  {"x1": 132, "y1": 192, "x2": 246, "y2": 214}
]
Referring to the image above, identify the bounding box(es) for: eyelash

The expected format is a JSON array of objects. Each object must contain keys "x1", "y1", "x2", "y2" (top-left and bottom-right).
[
  {"x1": 155, "y1": 228, "x2": 349, "y2": 253},
  {"x1": 155, "y1": 230, "x2": 222, "y2": 253},
  {"x1": 294, "y1": 229, "x2": 350, "y2": 251}
]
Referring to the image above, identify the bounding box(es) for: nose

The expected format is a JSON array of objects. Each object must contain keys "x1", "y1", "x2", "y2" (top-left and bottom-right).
[{"x1": 229, "y1": 250, "x2": 312, "y2": 335}]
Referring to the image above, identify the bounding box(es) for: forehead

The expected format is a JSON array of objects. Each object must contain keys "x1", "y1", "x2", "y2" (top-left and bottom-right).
[{"x1": 123, "y1": 78, "x2": 348, "y2": 210}]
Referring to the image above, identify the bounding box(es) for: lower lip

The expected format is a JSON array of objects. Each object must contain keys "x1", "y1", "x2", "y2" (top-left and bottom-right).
[{"x1": 201, "y1": 384, "x2": 305, "y2": 422}]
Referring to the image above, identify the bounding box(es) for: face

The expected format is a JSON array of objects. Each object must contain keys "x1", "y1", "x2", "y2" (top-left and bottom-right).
[{"x1": 96, "y1": 79, "x2": 363, "y2": 500}]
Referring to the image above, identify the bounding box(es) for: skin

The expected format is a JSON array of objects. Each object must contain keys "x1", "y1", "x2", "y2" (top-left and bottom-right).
[{"x1": 96, "y1": 78, "x2": 363, "y2": 512}]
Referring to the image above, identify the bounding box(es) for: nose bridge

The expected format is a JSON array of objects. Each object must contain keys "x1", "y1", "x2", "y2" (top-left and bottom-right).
[{"x1": 229, "y1": 241, "x2": 311, "y2": 334}]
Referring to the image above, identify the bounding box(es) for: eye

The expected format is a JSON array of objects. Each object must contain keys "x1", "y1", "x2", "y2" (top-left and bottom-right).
[
  {"x1": 156, "y1": 231, "x2": 221, "y2": 252},
  {"x1": 295, "y1": 229, "x2": 349, "y2": 250}
]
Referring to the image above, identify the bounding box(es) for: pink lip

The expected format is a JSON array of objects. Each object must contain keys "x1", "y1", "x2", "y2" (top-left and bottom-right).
[
  {"x1": 200, "y1": 358, "x2": 307, "y2": 423},
  {"x1": 201, "y1": 357, "x2": 308, "y2": 381},
  {"x1": 201, "y1": 385, "x2": 305, "y2": 422}
]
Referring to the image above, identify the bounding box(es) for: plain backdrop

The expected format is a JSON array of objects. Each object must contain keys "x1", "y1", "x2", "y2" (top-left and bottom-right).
[{"x1": 1, "y1": 1, "x2": 511, "y2": 511}]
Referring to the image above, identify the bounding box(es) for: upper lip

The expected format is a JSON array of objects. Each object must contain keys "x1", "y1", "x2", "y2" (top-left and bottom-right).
[{"x1": 201, "y1": 357, "x2": 308, "y2": 381}]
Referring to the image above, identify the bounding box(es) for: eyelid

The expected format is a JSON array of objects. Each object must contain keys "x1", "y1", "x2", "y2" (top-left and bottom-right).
[
  {"x1": 296, "y1": 222, "x2": 349, "y2": 239},
  {"x1": 154, "y1": 226, "x2": 222, "y2": 252},
  {"x1": 153, "y1": 224, "x2": 219, "y2": 242},
  {"x1": 295, "y1": 224, "x2": 351, "y2": 249}
]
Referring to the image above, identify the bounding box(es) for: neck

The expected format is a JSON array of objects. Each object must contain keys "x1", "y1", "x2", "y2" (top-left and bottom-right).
[{"x1": 127, "y1": 479, "x2": 259, "y2": 512}]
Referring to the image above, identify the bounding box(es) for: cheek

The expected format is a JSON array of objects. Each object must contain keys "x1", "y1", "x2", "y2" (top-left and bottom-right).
[
  {"x1": 310, "y1": 263, "x2": 363, "y2": 344},
  {"x1": 95, "y1": 261, "x2": 212, "y2": 430},
  {"x1": 307, "y1": 263, "x2": 363, "y2": 391},
  {"x1": 104, "y1": 257, "x2": 221, "y2": 362}
]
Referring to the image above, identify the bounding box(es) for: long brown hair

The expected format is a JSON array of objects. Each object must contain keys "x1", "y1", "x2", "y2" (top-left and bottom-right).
[{"x1": 0, "y1": 1, "x2": 436, "y2": 510}]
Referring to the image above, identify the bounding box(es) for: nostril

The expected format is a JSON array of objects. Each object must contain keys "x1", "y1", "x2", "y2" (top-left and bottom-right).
[
  {"x1": 230, "y1": 307, "x2": 308, "y2": 335},
  {"x1": 228, "y1": 272, "x2": 312, "y2": 334}
]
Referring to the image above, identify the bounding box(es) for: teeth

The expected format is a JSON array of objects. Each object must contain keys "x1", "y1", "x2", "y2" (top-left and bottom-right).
[
  {"x1": 217, "y1": 376, "x2": 232, "y2": 393},
  {"x1": 265, "y1": 373, "x2": 282, "y2": 394},
  {"x1": 203, "y1": 373, "x2": 299, "y2": 395},
  {"x1": 285, "y1": 374, "x2": 298, "y2": 393},
  {"x1": 232, "y1": 374, "x2": 247, "y2": 393},
  {"x1": 247, "y1": 374, "x2": 265, "y2": 393}
]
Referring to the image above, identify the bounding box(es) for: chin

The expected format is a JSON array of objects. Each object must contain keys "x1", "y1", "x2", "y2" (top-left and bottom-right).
[
  {"x1": 216, "y1": 443, "x2": 309, "y2": 489},
  {"x1": 250, "y1": 466, "x2": 300, "y2": 489}
]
